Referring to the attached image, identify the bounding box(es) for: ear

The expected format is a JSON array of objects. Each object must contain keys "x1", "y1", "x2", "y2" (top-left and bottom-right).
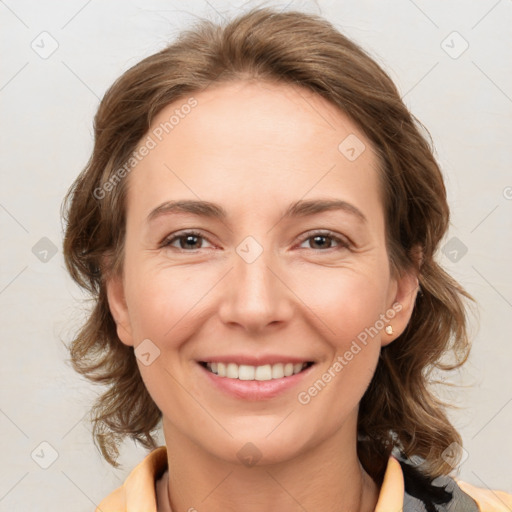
[
  {"x1": 105, "y1": 273, "x2": 135, "y2": 347},
  {"x1": 382, "y1": 247, "x2": 422, "y2": 347}
]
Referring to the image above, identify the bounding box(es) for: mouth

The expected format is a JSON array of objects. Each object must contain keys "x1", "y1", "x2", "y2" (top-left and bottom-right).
[{"x1": 198, "y1": 361, "x2": 315, "y2": 381}]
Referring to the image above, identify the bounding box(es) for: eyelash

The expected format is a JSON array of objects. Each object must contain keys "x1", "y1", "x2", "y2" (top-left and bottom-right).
[{"x1": 160, "y1": 230, "x2": 351, "y2": 252}]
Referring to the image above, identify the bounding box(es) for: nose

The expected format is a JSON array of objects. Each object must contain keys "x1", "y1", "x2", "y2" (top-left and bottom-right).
[{"x1": 217, "y1": 243, "x2": 294, "y2": 334}]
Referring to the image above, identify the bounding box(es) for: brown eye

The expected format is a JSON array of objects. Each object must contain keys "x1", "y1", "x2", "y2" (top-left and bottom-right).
[
  {"x1": 299, "y1": 231, "x2": 350, "y2": 251},
  {"x1": 162, "y1": 231, "x2": 212, "y2": 251}
]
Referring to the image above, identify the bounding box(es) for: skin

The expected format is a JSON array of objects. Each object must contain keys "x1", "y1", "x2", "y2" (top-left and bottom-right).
[{"x1": 106, "y1": 80, "x2": 420, "y2": 512}]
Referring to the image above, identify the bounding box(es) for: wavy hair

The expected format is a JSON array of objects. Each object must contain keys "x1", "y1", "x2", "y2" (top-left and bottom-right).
[{"x1": 62, "y1": 7, "x2": 475, "y2": 482}]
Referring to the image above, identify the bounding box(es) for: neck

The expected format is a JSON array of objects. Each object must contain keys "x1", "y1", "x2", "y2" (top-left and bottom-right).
[{"x1": 157, "y1": 414, "x2": 379, "y2": 512}]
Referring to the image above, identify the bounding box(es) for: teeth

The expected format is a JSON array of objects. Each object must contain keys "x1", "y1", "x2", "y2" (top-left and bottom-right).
[
  {"x1": 226, "y1": 363, "x2": 239, "y2": 378},
  {"x1": 205, "y1": 361, "x2": 309, "y2": 380},
  {"x1": 255, "y1": 365, "x2": 271, "y2": 380},
  {"x1": 271, "y1": 363, "x2": 284, "y2": 379}
]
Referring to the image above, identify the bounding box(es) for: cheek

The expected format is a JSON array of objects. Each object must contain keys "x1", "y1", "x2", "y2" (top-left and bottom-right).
[
  {"x1": 292, "y1": 266, "x2": 387, "y2": 397},
  {"x1": 125, "y1": 252, "x2": 390, "y2": 363},
  {"x1": 124, "y1": 261, "x2": 213, "y2": 342},
  {"x1": 123, "y1": 265, "x2": 206, "y2": 415},
  {"x1": 294, "y1": 341, "x2": 380, "y2": 450},
  {"x1": 292, "y1": 262, "x2": 390, "y2": 343}
]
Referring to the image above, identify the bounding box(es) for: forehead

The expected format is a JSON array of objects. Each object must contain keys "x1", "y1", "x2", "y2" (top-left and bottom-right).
[
  {"x1": 149, "y1": 79, "x2": 364, "y2": 161},
  {"x1": 126, "y1": 80, "x2": 384, "y2": 230}
]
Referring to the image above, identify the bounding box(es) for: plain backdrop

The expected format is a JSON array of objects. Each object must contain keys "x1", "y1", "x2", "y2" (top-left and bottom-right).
[{"x1": 1, "y1": 0, "x2": 511, "y2": 510}]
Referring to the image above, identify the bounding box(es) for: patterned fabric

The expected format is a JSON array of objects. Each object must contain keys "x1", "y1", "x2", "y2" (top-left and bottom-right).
[{"x1": 398, "y1": 455, "x2": 479, "y2": 511}]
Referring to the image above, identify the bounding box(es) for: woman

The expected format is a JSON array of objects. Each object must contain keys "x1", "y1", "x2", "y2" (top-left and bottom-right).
[{"x1": 62, "y1": 7, "x2": 512, "y2": 512}]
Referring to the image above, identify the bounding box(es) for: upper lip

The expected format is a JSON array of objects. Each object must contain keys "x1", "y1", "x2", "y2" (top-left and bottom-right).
[{"x1": 198, "y1": 355, "x2": 315, "y2": 366}]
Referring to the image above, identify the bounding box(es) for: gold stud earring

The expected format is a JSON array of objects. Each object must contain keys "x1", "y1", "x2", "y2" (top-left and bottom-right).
[{"x1": 385, "y1": 325, "x2": 393, "y2": 335}]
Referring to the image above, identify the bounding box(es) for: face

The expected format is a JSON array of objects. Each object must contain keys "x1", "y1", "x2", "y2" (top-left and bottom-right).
[{"x1": 107, "y1": 80, "x2": 418, "y2": 465}]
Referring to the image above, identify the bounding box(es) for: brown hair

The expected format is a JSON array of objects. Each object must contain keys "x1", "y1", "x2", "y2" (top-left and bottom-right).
[{"x1": 62, "y1": 7, "x2": 475, "y2": 482}]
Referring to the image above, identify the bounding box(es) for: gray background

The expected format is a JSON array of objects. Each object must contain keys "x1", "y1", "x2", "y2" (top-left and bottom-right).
[{"x1": 1, "y1": 0, "x2": 511, "y2": 510}]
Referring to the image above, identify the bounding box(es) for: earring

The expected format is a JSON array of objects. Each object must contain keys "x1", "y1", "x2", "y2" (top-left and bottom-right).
[{"x1": 385, "y1": 325, "x2": 393, "y2": 335}]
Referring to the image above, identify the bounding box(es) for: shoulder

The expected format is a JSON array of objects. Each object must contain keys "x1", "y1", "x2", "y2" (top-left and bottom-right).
[
  {"x1": 95, "y1": 446, "x2": 168, "y2": 512},
  {"x1": 456, "y1": 479, "x2": 512, "y2": 512},
  {"x1": 396, "y1": 455, "x2": 512, "y2": 512},
  {"x1": 95, "y1": 485, "x2": 125, "y2": 512}
]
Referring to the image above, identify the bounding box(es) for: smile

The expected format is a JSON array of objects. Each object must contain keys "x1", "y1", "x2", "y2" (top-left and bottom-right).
[{"x1": 200, "y1": 361, "x2": 314, "y2": 381}]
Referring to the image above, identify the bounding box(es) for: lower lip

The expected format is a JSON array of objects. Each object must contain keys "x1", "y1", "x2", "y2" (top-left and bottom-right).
[{"x1": 198, "y1": 362, "x2": 315, "y2": 401}]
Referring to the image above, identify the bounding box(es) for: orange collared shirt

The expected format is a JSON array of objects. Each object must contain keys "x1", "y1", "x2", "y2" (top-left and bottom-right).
[{"x1": 95, "y1": 446, "x2": 512, "y2": 512}]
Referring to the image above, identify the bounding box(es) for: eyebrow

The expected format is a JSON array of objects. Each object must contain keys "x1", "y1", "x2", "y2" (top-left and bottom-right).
[{"x1": 147, "y1": 198, "x2": 367, "y2": 224}]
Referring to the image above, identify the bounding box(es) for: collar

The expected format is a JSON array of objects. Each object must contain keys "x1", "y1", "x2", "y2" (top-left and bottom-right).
[
  {"x1": 96, "y1": 445, "x2": 512, "y2": 511},
  {"x1": 96, "y1": 446, "x2": 405, "y2": 511}
]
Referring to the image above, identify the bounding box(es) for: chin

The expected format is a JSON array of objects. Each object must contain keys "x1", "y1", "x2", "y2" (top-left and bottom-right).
[{"x1": 204, "y1": 428, "x2": 312, "y2": 468}]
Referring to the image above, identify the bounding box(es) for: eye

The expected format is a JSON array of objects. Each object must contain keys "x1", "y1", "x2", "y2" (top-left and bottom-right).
[
  {"x1": 161, "y1": 230, "x2": 213, "y2": 251},
  {"x1": 298, "y1": 230, "x2": 350, "y2": 251},
  {"x1": 160, "y1": 229, "x2": 350, "y2": 252}
]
